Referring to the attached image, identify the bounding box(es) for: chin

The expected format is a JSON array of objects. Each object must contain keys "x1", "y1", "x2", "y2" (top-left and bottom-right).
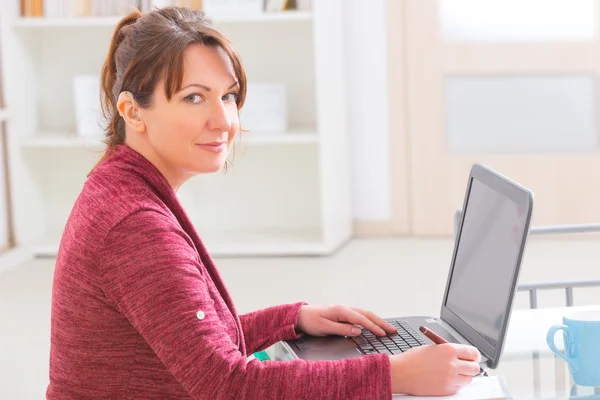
[{"x1": 195, "y1": 162, "x2": 226, "y2": 174}]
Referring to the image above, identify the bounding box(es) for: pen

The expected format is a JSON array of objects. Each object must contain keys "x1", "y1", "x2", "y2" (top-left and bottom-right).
[{"x1": 419, "y1": 325, "x2": 488, "y2": 377}]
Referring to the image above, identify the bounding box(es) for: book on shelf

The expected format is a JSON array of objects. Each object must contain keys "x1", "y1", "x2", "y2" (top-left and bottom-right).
[
  {"x1": 21, "y1": 0, "x2": 44, "y2": 17},
  {"x1": 20, "y1": 0, "x2": 206, "y2": 18},
  {"x1": 20, "y1": 0, "x2": 309, "y2": 18},
  {"x1": 21, "y1": 0, "x2": 142, "y2": 18},
  {"x1": 145, "y1": 1, "x2": 203, "y2": 10}
]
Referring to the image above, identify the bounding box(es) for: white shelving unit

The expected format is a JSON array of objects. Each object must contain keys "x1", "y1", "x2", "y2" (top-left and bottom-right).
[{"x1": 1, "y1": 1, "x2": 352, "y2": 258}]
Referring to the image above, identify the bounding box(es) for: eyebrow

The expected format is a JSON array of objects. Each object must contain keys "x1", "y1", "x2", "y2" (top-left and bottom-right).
[{"x1": 180, "y1": 81, "x2": 239, "y2": 91}]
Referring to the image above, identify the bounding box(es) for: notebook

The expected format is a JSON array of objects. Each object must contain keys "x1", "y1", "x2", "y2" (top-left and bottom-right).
[{"x1": 392, "y1": 376, "x2": 512, "y2": 399}]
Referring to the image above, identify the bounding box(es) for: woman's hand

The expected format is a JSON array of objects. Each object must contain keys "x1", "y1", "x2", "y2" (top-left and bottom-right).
[
  {"x1": 296, "y1": 304, "x2": 397, "y2": 337},
  {"x1": 390, "y1": 343, "x2": 482, "y2": 396}
]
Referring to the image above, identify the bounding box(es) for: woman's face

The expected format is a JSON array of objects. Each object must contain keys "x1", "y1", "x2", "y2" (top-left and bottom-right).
[{"x1": 131, "y1": 43, "x2": 240, "y2": 189}]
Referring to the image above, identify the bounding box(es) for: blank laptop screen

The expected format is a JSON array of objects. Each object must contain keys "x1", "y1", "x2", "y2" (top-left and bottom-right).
[{"x1": 444, "y1": 178, "x2": 528, "y2": 348}]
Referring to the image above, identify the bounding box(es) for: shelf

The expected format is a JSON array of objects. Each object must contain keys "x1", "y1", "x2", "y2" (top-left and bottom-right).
[
  {"x1": 0, "y1": 109, "x2": 7, "y2": 122},
  {"x1": 12, "y1": 11, "x2": 312, "y2": 28},
  {"x1": 33, "y1": 227, "x2": 327, "y2": 258},
  {"x1": 21, "y1": 129, "x2": 318, "y2": 149},
  {"x1": 0, "y1": 246, "x2": 34, "y2": 273},
  {"x1": 21, "y1": 134, "x2": 107, "y2": 149}
]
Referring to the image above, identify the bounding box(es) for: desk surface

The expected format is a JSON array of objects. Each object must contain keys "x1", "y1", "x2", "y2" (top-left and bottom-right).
[
  {"x1": 268, "y1": 305, "x2": 600, "y2": 400},
  {"x1": 494, "y1": 305, "x2": 600, "y2": 399}
]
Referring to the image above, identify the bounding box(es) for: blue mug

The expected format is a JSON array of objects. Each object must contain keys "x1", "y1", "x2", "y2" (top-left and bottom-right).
[{"x1": 547, "y1": 310, "x2": 600, "y2": 387}]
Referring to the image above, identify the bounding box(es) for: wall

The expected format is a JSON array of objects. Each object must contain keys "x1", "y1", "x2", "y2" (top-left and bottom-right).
[{"x1": 343, "y1": 0, "x2": 392, "y2": 222}]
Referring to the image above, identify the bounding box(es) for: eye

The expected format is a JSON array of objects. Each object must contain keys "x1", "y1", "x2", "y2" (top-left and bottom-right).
[
  {"x1": 184, "y1": 93, "x2": 203, "y2": 104},
  {"x1": 222, "y1": 92, "x2": 238, "y2": 102}
]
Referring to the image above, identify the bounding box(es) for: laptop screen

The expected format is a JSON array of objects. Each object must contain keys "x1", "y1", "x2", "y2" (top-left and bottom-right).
[{"x1": 444, "y1": 177, "x2": 528, "y2": 348}]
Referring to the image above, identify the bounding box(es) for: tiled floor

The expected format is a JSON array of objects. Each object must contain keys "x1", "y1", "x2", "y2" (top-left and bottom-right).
[{"x1": 1, "y1": 237, "x2": 599, "y2": 399}]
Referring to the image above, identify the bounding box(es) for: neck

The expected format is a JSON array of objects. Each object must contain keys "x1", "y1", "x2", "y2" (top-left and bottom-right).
[{"x1": 124, "y1": 136, "x2": 188, "y2": 192}]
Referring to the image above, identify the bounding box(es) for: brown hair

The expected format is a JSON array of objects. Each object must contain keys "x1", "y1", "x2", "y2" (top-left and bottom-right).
[{"x1": 99, "y1": 7, "x2": 246, "y2": 158}]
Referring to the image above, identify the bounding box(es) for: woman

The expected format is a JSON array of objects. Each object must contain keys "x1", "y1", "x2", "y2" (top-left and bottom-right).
[{"x1": 46, "y1": 7, "x2": 481, "y2": 399}]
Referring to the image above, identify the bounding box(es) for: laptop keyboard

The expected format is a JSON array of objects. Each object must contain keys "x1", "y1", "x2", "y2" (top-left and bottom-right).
[{"x1": 351, "y1": 320, "x2": 427, "y2": 355}]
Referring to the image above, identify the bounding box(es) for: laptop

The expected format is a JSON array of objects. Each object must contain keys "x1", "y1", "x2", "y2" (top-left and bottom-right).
[{"x1": 284, "y1": 163, "x2": 534, "y2": 370}]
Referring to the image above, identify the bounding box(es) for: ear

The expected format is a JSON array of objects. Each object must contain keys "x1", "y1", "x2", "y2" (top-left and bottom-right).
[{"x1": 117, "y1": 91, "x2": 146, "y2": 133}]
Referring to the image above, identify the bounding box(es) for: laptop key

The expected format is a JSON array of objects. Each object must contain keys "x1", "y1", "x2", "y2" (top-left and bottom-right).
[{"x1": 352, "y1": 336, "x2": 369, "y2": 346}]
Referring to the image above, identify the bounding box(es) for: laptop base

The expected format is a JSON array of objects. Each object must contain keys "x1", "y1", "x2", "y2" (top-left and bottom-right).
[{"x1": 287, "y1": 316, "x2": 489, "y2": 365}]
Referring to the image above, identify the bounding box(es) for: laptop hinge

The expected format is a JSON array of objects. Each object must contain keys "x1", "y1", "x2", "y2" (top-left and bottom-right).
[{"x1": 434, "y1": 317, "x2": 473, "y2": 346}]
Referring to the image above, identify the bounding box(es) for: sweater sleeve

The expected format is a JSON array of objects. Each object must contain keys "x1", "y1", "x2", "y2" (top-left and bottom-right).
[
  {"x1": 240, "y1": 302, "x2": 307, "y2": 354},
  {"x1": 99, "y1": 210, "x2": 392, "y2": 400}
]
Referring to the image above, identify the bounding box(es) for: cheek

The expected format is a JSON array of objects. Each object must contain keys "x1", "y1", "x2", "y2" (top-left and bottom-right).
[
  {"x1": 228, "y1": 110, "x2": 240, "y2": 142},
  {"x1": 153, "y1": 106, "x2": 204, "y2": 147},
  {"x1": 176, "y1": 110, "x2": 205, "y2": 141}
]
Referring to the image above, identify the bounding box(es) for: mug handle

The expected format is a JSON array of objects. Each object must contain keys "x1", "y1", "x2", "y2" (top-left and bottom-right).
[{"x1": 546, "y1": 324, "x2": 578, "y2": 372}]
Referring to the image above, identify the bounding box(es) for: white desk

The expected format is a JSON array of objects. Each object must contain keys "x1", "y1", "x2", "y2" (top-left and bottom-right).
[
  {"x1": 492, "y1": 305, "x2": 600, "y2": 399},
  {"x1": 503, "y1": 305, "x2": 600, "y2": 356}
]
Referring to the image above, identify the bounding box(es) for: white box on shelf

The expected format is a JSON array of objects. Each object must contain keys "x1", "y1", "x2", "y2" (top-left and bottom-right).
[
  {"x1": 73, "y1": 74, "x2": 106, "y2": 138},
  {"x1": 202, "y1": 0, "x2": 264, "y2": 19},
  {"x1": 241, "y1": 83, "x2": 288, "y2": 132}
]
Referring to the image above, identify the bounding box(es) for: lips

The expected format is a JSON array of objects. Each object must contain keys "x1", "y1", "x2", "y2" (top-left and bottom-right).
[{"x1": 196, "y1": 142, "x2": 226, "y2": 153}]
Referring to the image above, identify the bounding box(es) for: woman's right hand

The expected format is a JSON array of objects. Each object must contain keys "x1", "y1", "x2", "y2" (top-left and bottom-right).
[{"x1": 390, "y1": 343, "x2": 482, "y2": 396}]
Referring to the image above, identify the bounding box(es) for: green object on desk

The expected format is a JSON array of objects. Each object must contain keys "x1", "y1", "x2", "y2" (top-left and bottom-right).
[{"x1": 253, "y1": 351, "x2": 271, "y2": 361}]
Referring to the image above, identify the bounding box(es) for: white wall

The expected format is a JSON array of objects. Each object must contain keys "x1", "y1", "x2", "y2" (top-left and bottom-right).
[{"x1": 343, "y1": 0, "x2": 392, "y2": 221}]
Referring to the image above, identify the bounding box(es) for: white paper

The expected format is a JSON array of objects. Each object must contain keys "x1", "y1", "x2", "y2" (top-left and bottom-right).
[{"x1": 393, "y1": 376, "x2": 510, "y2": 399}]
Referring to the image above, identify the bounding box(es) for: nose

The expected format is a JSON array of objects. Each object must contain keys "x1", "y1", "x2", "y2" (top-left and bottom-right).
[{"x1": 207, "y1": 98, "x2": 233, "y2": 134}]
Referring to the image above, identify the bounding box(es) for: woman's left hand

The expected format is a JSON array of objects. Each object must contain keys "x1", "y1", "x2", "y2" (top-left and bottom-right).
[{"x1": 296, "y1": 304, "x2": 397, "y2": 337}]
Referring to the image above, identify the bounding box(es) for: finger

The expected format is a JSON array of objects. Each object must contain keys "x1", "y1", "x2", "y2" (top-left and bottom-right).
[
  {"x1": 455, "y1": 360, "x2": 481, "y2": 377},
  {"x1": 321, "y1": 319, "x2": 362, "y2": 337},
  {"x1": 455, "y1": 345, "x2": 482, "y2": 363},
  {"x1": 341, "y1": 308, "x2": 386, "y2": 336},
  {"x1": 350, "y1": 307, "x2": 397, "y2": 334}
]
